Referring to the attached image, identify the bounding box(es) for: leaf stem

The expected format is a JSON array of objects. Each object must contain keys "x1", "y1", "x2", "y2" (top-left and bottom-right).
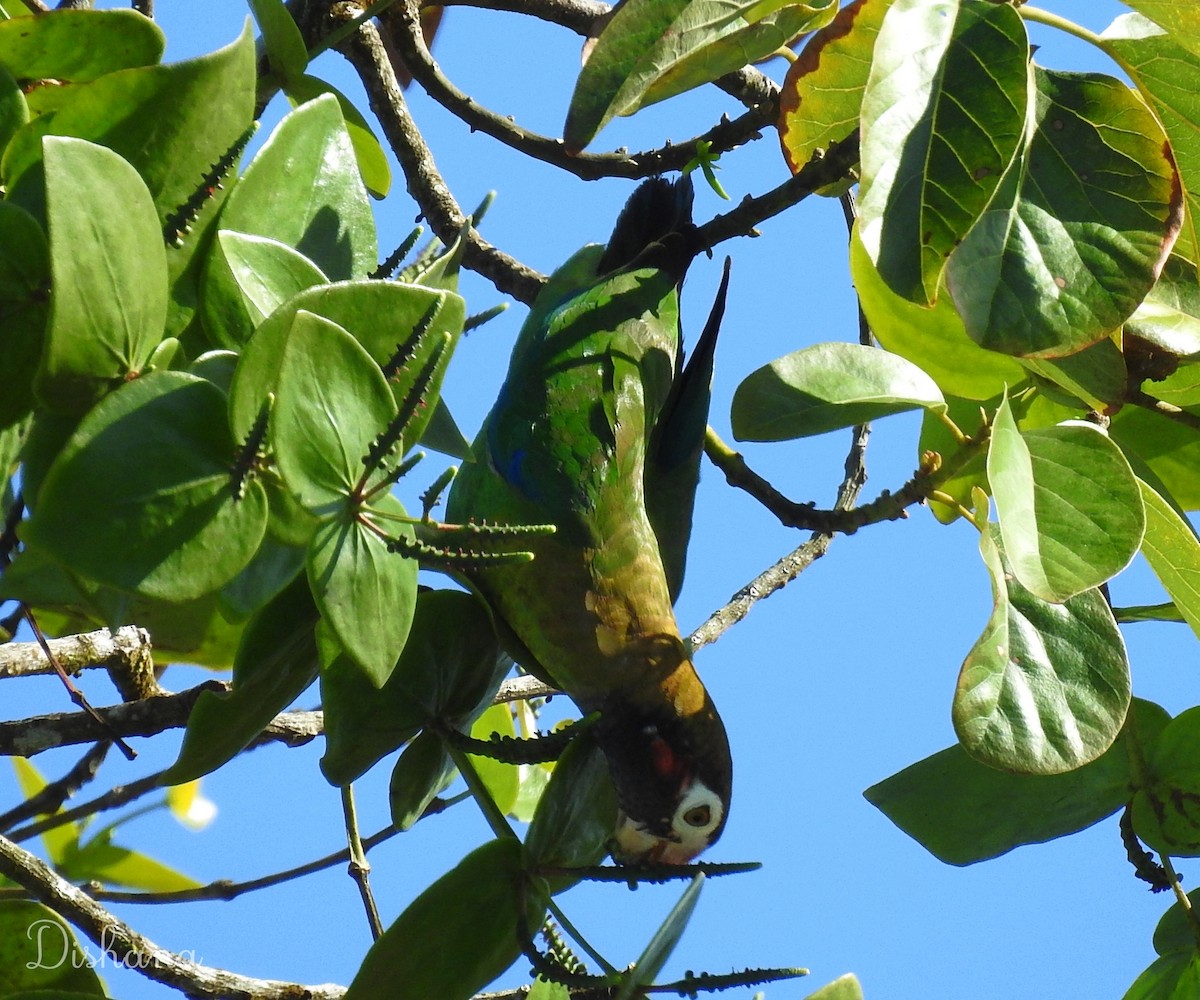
[
  {"x1": 341, "y1": 784, "x2": 385, "y2": 940},
  {"x1": 444, "y1": 738, "x2": 519, "y2": 842},
  {"x1": 547, "y1": 898, "x2": 619, "y2": 976},
  {"x1": 1018, "y1": 6, "x2": 1104, "y2": 49}
]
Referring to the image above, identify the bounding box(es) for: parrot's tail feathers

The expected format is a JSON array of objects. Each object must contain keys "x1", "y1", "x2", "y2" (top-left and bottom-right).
[{"x1": 598, "y1": 175, "x2": 696, "y2": 276}]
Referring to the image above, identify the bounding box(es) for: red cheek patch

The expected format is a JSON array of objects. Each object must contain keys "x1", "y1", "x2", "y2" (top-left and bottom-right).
[{"x1": 649, "y1": 736, "x2": 684, "y2": 782}]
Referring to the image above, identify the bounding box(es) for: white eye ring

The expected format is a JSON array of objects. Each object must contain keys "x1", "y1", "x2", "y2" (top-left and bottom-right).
[{"x1": 671, "y1": 781, "x2": 723, "y2": 843}]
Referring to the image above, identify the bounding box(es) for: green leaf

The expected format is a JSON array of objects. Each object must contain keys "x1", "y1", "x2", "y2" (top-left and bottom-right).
[
  {"x1": 778, "y1": 0, "x2": 891, "y2": 188},
  {"x1": 12, "y1": 757, "x2": 79, "y2": 865},
  {"x1": 307, "y1": 496, "x2": 418, "y2": 687},
  {"x1": 1117, "y1": 1, "x2": 1200, "y2": 59},
  {"x1": 229, "y1": 280, "x2": 464, "y2": 449},
  {"x1": 849, "y1": 228, "x2": 1026, "y2": 400},
  {"x1": 162, "y1": 573, "x2": 319, "y2": 784},
  {"x1": 1110, "y1": 406, "x2": 1200, "y2": 510},
  {"x1": 389, "y1": 729, "x2": 455, "y2": 831},
  {"x1": 23, "y1": 372, "x2": 269, "y2": 601},
  {"x1": 1153, "y1": 888, "x2": 1200, "y2": 956},
  {"x1": 616, "y1": 874, "x2": 704, "y2": 1000},
  {"x1": 271, "y1": 310, "x2": 396, "y2": 511},
  {"x1": 60, "y1": 836, "x2": 200, "y2": 892},
  {"x1": 1131, "y1": 706, "x2": 1200, "y2": 855},
  {"x1": 2, "y1": 24, "x2": 256, "y2": 337},
  {"x1": 524, "y1": 728, "x2": 618, "y2": 889},
  {"x1": 802, "y1": 975, "x2": 864, "y2": 1000},
  {"x1": 469, "y1": 703, "x2": 520, "y2": 817},
  {"x1": 731, "y1": 341, "x2": 945, "y2": 441},
  {"x1": 953, "y1": 525, "x2": 1132, "y2": 774},
  {"x1": 0, "y1": 62, "x2": 27, "y2": 155},
  {"x1": 987, "y1": 399, "x2": 1145, "y2": 602},
  {"x1": 0, "y1": 200, "x2": 49, "y2": 429},
  {"x1": 945, "y1": 66, "x2": 1181, "y2": 357},
  {"x1": 865, "y1": 699, "x2": 1170, "y2": 865},
  {"x1": 200, "y1": 230, "x2": 327, "y2": 349},
  {"x1": 1103, "y1": 16, "x2": 1200, "y2": 274},
  {"x1": 1018, "y1": 338, "x2": 1129, "y2": 412},
  {"x1": 0, "y1": 8, "x2": 164, "y2": 82},
  {"x1": 248, "y1": 0, "x2": 308, "y2": 84},
  {"x1": 285, "y1": 74, "x2": 391, "y2": 199},
  {"x1": 1139, "y1": 479, "x2": 1200, "y2": 644},
  {"x1": 205, "y1": 92, "x2": 375, "y2": 283},
  {"x1": 319, "y1": 589, "x2": 503, "y2": 785},
  {"x1": 37, "y1": 136, "x2": 167, "y2": 412},
  {"x1": 0, "y1": 900, "x2": 106, "y2": 997},
  {"x1": 564, "y1": 0, "x2": 836, "y2": 151},
  {"x1": 858, "y1": 0, "x2": 1029, "y2": 304},
  {"x1": 343, "y1": 837, "x2": 546, "y2": 1000},
  {"x1": 1124, "y1": 951, "x2": 1200, "y2": 1000}
]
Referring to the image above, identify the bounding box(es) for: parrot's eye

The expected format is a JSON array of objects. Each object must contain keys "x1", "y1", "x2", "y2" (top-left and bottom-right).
[{"x1": 682, "y1": 804, "x2": 711, "y2": 828}]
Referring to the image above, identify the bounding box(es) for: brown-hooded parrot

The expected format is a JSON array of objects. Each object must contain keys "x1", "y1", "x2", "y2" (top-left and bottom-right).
[{"x1": 447, "y1": 176, "x2": 731, "y2": 864}]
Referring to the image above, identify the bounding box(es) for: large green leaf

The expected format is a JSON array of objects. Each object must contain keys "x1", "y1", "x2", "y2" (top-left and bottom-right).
[
  {"x1": 205, "y1": 92, "x2": 375, "y2": 283},
  {"x1": 162, "y1": 574, "x2": 320, "y2": 784},
  {"x1": 849, "y1": 228, "x2": 1026, "y2": 400},
  {"x1": 1124, "y1": 952, "x2": 1200, "y2": 1000},
  {"x1": 23, "y1": 372, "x2": 268, "y2": 601},
  {"x1": 228, "y1": 279, "x2": 465, "y2": 448},
  {"x1": 945, "y1": 66, "x2": 1181, "y2": 357},
  {"x1": 1103, "y1": 16, "x2": 1200, "y2": 270},
  {"x1": 615, "y1": 875, "x2": 705, "y2": 1000},
  {"x1": 271, "y1": 310, "x2": 396, "y2": 512},
  {"x1": 469, "y1": 703, "x2": 520, "y2": 817},
  {"x1": 953, "y1": 525, "x2": 1131, "y2": 774},
  {"x1": 1018, "y1": 338, "x2": 1129, "y2": 412},
  {"x1": 1131, "y1": 706, "x2": 1200, "y2": 856},
  {"x1": 0, "y1": 8, "x2": 163, "y2": 82},
  {"x1": 564, "y1": 0, "x2": 836, "y2": 152},
  {"x1": 1124, "y1": 256, "x2": 1200, "y2": 370},
  {"x1": 37, "y1": 136, "x2": 166, "y2": 412},
  {"x1": 0, "y1": 201, "x2": 48, "y2": 429},
  {"x1": 987, "y1": 399, "x2": 1145, "y2": 602},
  {"x1": 285, "y1": 74, "x2": 391, "y2": 199},
  {"x1": 248, "y1": 0, "x2": 308, "y2": 85},
  {"x1": 1118, "y1": 1, "x2": 1200, "y2": 59},
  {"x1": 802, "y1": 976, "x2": 864, "y2": 1000},
  {"x1": 1110, "y1": 407, "x2": 1200, "y2": 511},
  {"x1": 319, "y1": 589, "x2": 503, "y2": 785},
  {"x1": 778, "y1": 0, "x2": 892, "y2": 186},
  {"x1": 343, "y1": 837, "x2": 546, "y2": 1000},
  {"x1": 858, "y1": 0, "x2": 1029, "y2": 304},
  {"x1": 1, "y1": 24, "x2": 256, "y2": 336},
  {"x1": 1139, "y1": 479, "x2": 1200, "y2": 644},
  {"x1": 731, "y1": 341, "x2": 945, "y2": 441},
  {"x1": 307, "y1": 497, "x2": 418, "y2": 688},
  {"x1": 865, "y1": 699, "x2": 1169, "y2": 865},
  {"x1": 389, "y1": 729, "x2": 455, "y2": 830},
  {"x1": 0, "y1": 900, "x2": 106, "y2": 997},
  {"x1": 200, "y1": 230, "x2": 327, "y2": 348},
  {"x1": 524, "y1": 729, "x2": 618, "y2": 888}
]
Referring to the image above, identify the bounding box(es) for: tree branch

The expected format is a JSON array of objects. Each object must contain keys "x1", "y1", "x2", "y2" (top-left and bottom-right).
[
  {"x1": 0, "y1": 833, "x2": 346, "y2": 1000},
  {"x1": 0, "y1": 742, "x2": 109, "y2": 833},
  {"x1": 378, "y1": 0, "x2": 777, "y2": 180},
  {"x1": 0, "y1": 625, "x2": 161, "y2": 701},
  {"x1": 337, "y1": 13, "x2": 547, "y2": 303},
  {"x1": 0, "y1": 683, "x2": 323, "y2": 757}
]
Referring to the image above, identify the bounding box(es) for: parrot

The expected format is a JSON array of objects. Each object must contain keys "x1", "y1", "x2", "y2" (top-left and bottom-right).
[{"x1": 446, "y1": 175, "x2": 732, "y2": 864}]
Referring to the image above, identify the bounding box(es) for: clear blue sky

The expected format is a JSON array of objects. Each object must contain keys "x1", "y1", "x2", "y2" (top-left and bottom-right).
[{"x1": 4, "y1": 2, "x2": 1193, "y2": 998}]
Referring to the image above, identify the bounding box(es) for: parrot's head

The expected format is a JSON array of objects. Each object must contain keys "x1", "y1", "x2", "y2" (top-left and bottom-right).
[{"x1": 591, "y1": 662, "x2": 732, "y2": 865}]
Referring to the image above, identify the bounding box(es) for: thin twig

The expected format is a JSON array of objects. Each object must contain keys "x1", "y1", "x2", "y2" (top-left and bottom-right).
[
  {"x1": 7, "y1": 769, "x2": 170, "y2": 843},
  {"x1": 1129, "y1": 390, "x2": 1200, "y2": 432},
  {"x1": 19, "y1": 607, "x2": 137, "y2": 760},
  {"x1": 0, "y1": 742, "x2": 110, "y2": 833},
  {"x1": 341, "y1": 785, "x2": 385, "y2": 940},
  {"x1": 0, "y1": 833, "x2": 347, "y2": 1000}
]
